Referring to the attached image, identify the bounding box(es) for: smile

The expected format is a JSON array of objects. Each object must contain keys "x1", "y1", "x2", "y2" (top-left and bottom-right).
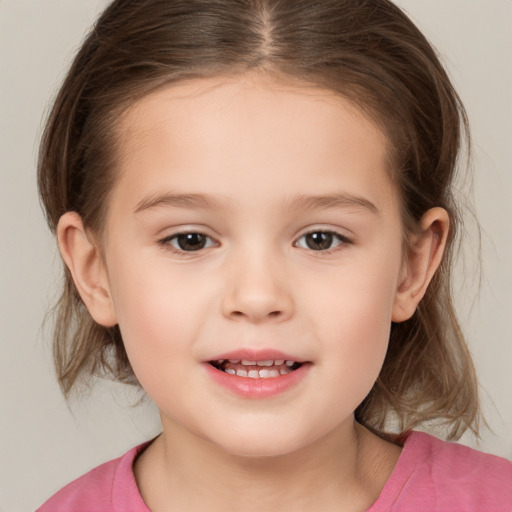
[
  {"x1": 209, "y1": 359, "x2": 303, "y2": 379},
  {"x1": 204, "y1": 350, "x2": 310, "y2": 398}
]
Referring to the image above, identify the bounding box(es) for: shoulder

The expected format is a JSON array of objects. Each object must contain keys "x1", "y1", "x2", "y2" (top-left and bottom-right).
[
  {"x1": 37, "y1": 441, "x2": 151, "y2": 512},
  {"x1": 410, "y1": 431, "x2": 512, "y2": 484},
  {"x1": 373, "y1": 431, "x2": 512, "y2": 512}
]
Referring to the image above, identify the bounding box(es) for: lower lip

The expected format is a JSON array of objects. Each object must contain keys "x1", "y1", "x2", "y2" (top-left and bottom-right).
[{"x1": 203, "y1": 363, "x2": 311, "y2": 399}]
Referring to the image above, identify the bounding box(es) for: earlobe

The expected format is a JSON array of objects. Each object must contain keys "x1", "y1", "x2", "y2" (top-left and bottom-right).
[
  {"x1": 392, "y1": 207, "x2": 450, "y2": 323},
  {"x1": 57, "y1": 212, "x2": 118, "y2": 327}
]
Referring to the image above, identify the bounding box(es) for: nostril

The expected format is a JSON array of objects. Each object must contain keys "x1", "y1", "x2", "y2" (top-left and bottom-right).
[{"x1": 229, "y1": 309, "x2": 284, "y2": 321}]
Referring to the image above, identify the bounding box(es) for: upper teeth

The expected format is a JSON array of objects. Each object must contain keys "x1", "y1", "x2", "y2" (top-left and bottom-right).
[{"x1": 226, "y1": 359, "x2": 290, "y2": 366}]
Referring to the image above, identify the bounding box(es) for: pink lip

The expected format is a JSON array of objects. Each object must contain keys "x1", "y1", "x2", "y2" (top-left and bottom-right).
[{"x1": 203, "y1": 349, "x2": 311, "y2": 399}]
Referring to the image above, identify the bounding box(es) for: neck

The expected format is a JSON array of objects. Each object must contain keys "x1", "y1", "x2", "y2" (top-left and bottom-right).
[{"x1": 135, "y1": 419, "x2": 399, "y2": 512}]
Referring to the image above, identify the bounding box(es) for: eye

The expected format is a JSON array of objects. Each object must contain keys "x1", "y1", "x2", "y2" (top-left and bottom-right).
[
  {"x1": 162, "y1": 232, "x2": 217, "y2": 252},
  {"x1": 295, "y1": 231, "x2": 348, "y2": 251}
]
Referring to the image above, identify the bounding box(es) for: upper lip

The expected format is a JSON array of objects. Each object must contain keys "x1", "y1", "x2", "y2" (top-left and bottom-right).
[{"x1": 206, "y1": 349, "x2": 307, "y2": 363}]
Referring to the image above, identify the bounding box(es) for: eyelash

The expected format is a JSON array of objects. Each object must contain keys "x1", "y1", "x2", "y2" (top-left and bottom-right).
[
  {"x1": 158, "y1": 232, "x2": 219, "y2": 255},
  {"x1": 158, "y1": 229, "x2": 352, "y2": 255},
  {"x1": 295, "y1": 230, "x2": 351, "y2": 254}
]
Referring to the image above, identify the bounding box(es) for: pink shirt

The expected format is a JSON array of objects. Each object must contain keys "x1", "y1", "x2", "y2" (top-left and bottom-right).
[{"x1": 38, "y1": 431, "x2": 512, "y2": 511}]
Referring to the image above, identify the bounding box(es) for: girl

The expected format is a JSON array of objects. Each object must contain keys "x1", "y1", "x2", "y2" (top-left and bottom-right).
[{"x1": 36, "y1": 0, "x2": 512, "y2": 510}]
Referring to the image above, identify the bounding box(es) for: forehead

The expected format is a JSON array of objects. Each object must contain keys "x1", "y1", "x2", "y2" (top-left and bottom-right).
[
  {"x1": 111, "y1": 74, "x2": 396, "y2": 213},
  {"x1": 120, "y1": 73, "x2": 389, "y2": 149}
]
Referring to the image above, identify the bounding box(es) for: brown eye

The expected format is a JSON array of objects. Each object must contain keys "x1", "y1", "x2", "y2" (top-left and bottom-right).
[
  {"x1": 167, "y1": 233, "x2": 215, "y2": 252},
  {"x1": 296, "y1": 231, "x2": 347, "y2": 251}
]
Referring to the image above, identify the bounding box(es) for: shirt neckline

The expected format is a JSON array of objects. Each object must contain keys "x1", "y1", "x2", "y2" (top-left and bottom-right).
[{"x1": 116, "y1": 431, "x2": 427, "y2": 512}]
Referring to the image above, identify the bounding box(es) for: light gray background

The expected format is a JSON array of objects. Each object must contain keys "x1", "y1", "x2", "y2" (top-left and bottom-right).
[{"x1": 1, "y1": 1, "x2": 511, "y2": 511}]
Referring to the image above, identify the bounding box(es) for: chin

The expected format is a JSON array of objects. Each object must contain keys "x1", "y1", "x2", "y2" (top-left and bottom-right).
[{"x1": 206, "y1": 424, "x2": 320, "y2": 460}]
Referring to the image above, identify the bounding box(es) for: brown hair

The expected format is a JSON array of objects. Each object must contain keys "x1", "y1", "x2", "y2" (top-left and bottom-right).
[{"x1": 38, "y1": 0, "x2": 480, "y2": 439}]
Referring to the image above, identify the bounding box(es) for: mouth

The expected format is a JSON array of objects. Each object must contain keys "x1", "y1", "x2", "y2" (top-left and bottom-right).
[
  {"x1": 208, "y1": 359, "x2": 303, "y2": 379},
  {"x1": 204, "y1": 351, "x2": 311, "y2": 398}
]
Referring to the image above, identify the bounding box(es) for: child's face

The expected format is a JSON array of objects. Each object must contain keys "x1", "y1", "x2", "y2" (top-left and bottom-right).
[{"x1": 100, "y1": 75, "x2": 407, "y2": 456}]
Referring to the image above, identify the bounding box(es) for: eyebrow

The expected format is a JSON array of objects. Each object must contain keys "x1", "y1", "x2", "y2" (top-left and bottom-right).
[
  {"x1": 134, "y1": 193, "x2": 222, "y2": 213},
  {"x1": 285, "y1": 193, "x2": 380, "y2": 215},
  {"x1": 134, "y1": 191, "x2": 379, "y2": 215}
]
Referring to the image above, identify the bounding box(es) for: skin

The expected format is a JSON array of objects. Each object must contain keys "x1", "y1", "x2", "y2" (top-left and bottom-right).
[{"x1": 58, "y1": 74, "x2": 449, "y2": 511}]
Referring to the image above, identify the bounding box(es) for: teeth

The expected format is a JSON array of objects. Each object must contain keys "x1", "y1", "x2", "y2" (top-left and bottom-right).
[
  {"x1": 217, "y1": 359, "x2": 298, "y2": 366},
  {"x1": 231, "y1": 367, "x2": 292, "y2": 379},
  {"x1": 234, "y1": 359, "x2": 296, "y2": 366},
  {"x1": 256, "y1": 360, "x2": 273, "y2": 366},
  {"x1": 217, "y1": 358, "x2": 302, "y2": 378},
  {"x1": 259, "y1": 369, "x2": 280, "y2": 378}
]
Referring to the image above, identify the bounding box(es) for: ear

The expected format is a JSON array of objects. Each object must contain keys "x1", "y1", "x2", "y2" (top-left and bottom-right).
[
  {"x1": 392, "y1": 207, "x2": 450, "y2": 323},
  {"x1": 57, "y1": 212, "x2": 118, "y2": 327}
]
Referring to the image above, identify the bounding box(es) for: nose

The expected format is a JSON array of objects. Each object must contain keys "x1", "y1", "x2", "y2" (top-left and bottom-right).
[{"x1": 221, "y1": 250, "x2": 294, "y2": 324}]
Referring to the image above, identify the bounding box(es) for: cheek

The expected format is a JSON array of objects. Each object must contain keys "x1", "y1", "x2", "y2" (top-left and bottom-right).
[
  {"x1": 319, "y1": 288, "x2": 393, "y2": 372},
  {"x1": 302, "y1": 251, "x2": 401, "y2": 388},
  {"x1": 306, "y1": 248, "x2": 401, "y2": 331},
  {"x1": 315, "y1": 293, "x2": 393, "y2": 419},
  {"x1": 106, "y1": 256, "x2": 210, "y2": 382}
]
